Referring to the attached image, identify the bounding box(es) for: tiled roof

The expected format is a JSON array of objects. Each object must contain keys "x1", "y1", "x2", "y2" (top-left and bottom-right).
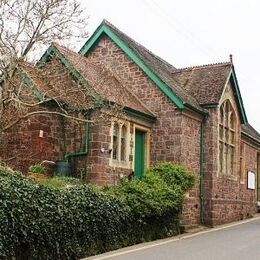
[
  {"x1": 54, "y1": 43, "x2": 154, "y2": 117},
  {"x1": 18, "y1": 61, "x2": 93, "y2": 110},
  {"x1": 101, "y1": 20, "x2": 205, "y2": 113},
  {"x1": 241, "y1": 123, "x2": 260, "y2": 144},
  {"x1": 19, "y1": 45, "x2": 154, "y2": 118},
  {"x1": 172, "y1": 63, "x2": 232, "y2": 105}
]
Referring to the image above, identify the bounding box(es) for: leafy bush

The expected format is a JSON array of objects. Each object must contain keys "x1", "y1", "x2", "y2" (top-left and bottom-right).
[
  {"x1": 0, "y1": 162, "x2": 195, "y2": 259},
  {"x1": 103, "y1": 163, "x2": 195, "y2": 241},
  {"x1": 147, "y1": 162, "x2": 196, "y2": 191},
  {"x1": 28, "y1": 163, "x2": 45, "y2": 174},
  {"x1": 0, "y1": 166, "x2": 130, "y2": 259}
]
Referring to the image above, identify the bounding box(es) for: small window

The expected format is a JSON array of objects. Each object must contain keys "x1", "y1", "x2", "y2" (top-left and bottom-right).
[
  {"x1": 239, "y1": 143, "x2": 245, "y2": 182},
  {"x1": 113, "y1": 123, "x2": 119, "y2": 160}
]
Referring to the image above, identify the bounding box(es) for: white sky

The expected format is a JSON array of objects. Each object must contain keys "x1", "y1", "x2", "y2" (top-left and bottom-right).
[{"x1": 79, "y1": 0, "x2": 260, "y2": 132}]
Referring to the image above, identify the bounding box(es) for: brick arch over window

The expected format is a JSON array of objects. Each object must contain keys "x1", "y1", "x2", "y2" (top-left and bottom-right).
[{"x1": 219, "y1": 100, "x2": 236, "y2": 175}]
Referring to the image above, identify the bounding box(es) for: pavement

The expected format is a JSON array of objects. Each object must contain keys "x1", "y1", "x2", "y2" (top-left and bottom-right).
[{"x1": 85, "y1": 215, "x2": 260, "y2": 260}]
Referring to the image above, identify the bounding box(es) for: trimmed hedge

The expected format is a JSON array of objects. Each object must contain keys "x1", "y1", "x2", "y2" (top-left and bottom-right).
[
  {"x1": 0, "y1": 166, "x2": 130, "y2": 259},
  {"x1": 0, "y1": 162, "x2": 195, "y2": 259}
]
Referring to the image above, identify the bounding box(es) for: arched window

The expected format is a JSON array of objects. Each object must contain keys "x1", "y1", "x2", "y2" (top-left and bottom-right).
[
  {"x1": 219, "y1": 100, "x2": 236, "y2": 175},
  {"x1": 121, "y1": 125, "x2": 127, "y2": 161},
  {"x1": 113, "y1": 123, "x2": 119, "y2": 160}
]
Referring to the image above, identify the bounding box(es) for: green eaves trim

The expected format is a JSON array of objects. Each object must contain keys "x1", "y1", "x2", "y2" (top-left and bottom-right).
[
  {"x1": 124, "y1": 107, "x2": 156, "y2": 122},
  {"x1": 80, "y1": 24, "x2": 185, "y2": 109},
  {"x1": 201, "y1": 103, "x2": 219, "y2": 108},
  {"x1": 230, "y1": 68, "x2": 248, "y2": 123},
  {"x1": 17, "y1": 68, "x2": 44, "y2": 101},
  {"x1": 183, "y1": 102, "x2": 208, "y2": 116},
  {"x1": 39, "y1": 46, "x2": 102, "y2": 103}
]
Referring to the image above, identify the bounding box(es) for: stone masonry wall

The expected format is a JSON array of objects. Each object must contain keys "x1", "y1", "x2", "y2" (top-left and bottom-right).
[
  {"x1": 0, "y1": 105, "x2": 86, "y2": 175},
  {"x1": 203, "y1": 83, "x2": 257, "y2": 226},
  {"x1": 86, "y1": 35, "x2": 202, "y2": 226}
]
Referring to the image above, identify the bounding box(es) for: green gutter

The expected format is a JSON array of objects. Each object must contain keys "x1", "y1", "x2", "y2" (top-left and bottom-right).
[
  {"x1": 201, "y1": 103, "x2": 219, "y2": 109},
  {"x1": 17, "y1": 68, "x2": 44, "y2": 101},
  {"x1": 199, "y1": 117, "x2": 206, "y2": 224},
  {"x1": 65, "y1": 113, "x2": 90, "y2": 160},
  {"x1": 123, "y1": 107, "x2": 156, "y2": 122},
  {"x1": 241, "y1": 131, "x2": 260, "y2": 147},
  {"x1": 230, "y1": 68, "x2": 248, "y2": 123},
  {"x1": 183, "y1": 102, "x2": 208, "y2": 117}
]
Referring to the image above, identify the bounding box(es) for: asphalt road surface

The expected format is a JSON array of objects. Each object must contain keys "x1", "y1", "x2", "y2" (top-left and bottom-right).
[{"x1": 89, "y1": 217, "x2": 260, "y2": 260}]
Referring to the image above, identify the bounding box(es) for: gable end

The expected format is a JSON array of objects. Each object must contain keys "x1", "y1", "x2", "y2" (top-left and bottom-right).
[{"x1": 79, "y1": 23, "x2": 185, "y2": 110}]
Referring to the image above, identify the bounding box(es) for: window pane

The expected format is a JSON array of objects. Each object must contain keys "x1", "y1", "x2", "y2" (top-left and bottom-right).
[
  {"x1": 121, "y1": 125, "x2": 127, "y2": 161},
  {"x1": 219, "y1": 142, "x2": 223, "y2": 174},
  {"x1": 219, "y1": 125, "x2": 223, "y2": 141},
  {"x1": 113, "y1": 123, "x2": 119, "y2": 160},
  {"x1": 230, "y1": 146, "x2": 234, "y2": 175}
]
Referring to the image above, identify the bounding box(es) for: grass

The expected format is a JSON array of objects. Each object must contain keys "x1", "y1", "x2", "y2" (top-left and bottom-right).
[{"x1": 36, "y1": 176, "x2": 83, "y2": 189}]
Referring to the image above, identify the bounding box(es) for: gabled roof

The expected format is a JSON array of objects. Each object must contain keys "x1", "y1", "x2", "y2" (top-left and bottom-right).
[
  {"x1": 172, "y1": 62, "x2": 248, "y2": 123},
  {"x1": 241, "y1": 123, "x2": 260, "y2": 145},
  {"x1": 37, "y1": 43, "x2": 155, "y2": 120},
  {"x1": 18, "y1": 61, "x2": 94, "y2": 110},
  {"x1": 172, "y1": 62, "x2": 232, "y2": 105},
  {"x1": 80, "y1": 20, "x2": 206, "y2": 115}
]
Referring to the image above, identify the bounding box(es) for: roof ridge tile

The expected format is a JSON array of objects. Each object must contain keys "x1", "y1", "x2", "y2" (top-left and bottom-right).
[{"x1": 175, "y1": 61, "x2": 232, "y2": 72}]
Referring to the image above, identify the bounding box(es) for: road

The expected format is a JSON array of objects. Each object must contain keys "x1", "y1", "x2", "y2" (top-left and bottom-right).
[{"x1": 88, "y1": 217, "x2": 260, "y2": 260}]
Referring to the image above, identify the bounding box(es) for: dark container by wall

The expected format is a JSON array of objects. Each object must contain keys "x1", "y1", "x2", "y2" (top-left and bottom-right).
[{"x1": 55, "y1": 160, "x2": 71, "y2": 176}]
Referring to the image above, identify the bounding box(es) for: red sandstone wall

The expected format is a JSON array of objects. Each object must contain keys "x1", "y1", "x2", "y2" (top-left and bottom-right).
[
  {"x1": 203, "y1": 106, "x2": 257, "y2": 226},
  {"x1": 0, "y1": 109, "x2": 63, "y2": 172},
  {"x1": 0, "y1": 105, "x2": 86, "y2": 175},
  {"x1": 86, "y1": 35, "x2": 202, "y2": 225}
]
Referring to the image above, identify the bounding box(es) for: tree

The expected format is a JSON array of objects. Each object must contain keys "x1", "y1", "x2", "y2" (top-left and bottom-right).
[
  {"x1": 0, "y1": 0, "x2": 123, "y2": 165},
  {"x1": 0, "y1": 0, "x2": 88, "y2": 127}
]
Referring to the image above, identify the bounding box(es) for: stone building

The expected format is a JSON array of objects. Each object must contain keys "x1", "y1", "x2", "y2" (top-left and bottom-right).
[{"x1": 1, "y1": 20, "x2": 260, "y2": 227}]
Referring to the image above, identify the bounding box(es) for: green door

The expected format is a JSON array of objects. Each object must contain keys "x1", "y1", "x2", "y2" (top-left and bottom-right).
[{"x1": 134, "y1": 130, "x2": 145, "y2": 177}]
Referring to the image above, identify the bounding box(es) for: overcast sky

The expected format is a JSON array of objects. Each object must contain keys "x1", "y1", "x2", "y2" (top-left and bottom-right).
[{"x1": 79, "y1": 0, "x2": 260, "y2": 132}]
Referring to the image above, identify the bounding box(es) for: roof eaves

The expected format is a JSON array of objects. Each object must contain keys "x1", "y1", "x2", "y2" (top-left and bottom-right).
[
  {"x1": 79, "y1": 22, "x2": 185, "y2": 110},
  {"x1": 16, "y1": 66, "x2": 44, "y2": 101},
  {"x1": 230, "y1": 67, "x2": 248, "y2": 123},
  {"x1": 124, "y1": 106, "x2": 157, "y2": 122},
  {"x1": 241, "y1": 131, "x2": 260, "y2": 146},
  {"x1": 183, "y1": 102, "x2": 208, "y2": 117}
]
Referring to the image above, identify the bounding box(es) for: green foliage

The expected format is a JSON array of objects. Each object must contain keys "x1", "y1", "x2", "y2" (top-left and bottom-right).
[
  {"x1": 36, "y1": 176, "x2": 83, "y2": 189},
  {"x1": 147, "y1": 162, "x2": 196, "y2": 191},
  {"x1": 105, "y1": 173, "x2": 183, "y2": 218},
  {"x1": 0, "y1": 166, "x2": 130, "y2": 259},
  {"x1": 28, "y1": 163, "x2": 45, "y2": 174},
  {"x1": 0, "y1": 162, "x2": 195, "y2": 259},
  {"x1": 103, "y1": 163, "x2": 195, "y2": 241}
]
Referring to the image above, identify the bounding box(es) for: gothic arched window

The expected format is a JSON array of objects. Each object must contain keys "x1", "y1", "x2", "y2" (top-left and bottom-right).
[{"x1": 219, "y1": 100, "x2": 236, "y2": 175}]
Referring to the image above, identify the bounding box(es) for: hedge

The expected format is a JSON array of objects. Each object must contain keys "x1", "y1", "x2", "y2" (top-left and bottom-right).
[
  {"x1": 0, "y1": 166, "x2": 130, "y2": 259},
  {"x1": 0, "y1": 162, "x2": 195, "y2": 259}
]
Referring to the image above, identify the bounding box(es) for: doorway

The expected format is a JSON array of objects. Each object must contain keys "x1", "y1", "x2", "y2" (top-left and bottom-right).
[{"x1": 134, "y1": 130, "x2": 145, "y2": 177}]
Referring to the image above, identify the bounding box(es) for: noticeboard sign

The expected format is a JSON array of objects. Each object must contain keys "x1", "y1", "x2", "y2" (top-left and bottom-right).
[{"x1": 247, "y1": 171, "x2": 255, "y2": 190}]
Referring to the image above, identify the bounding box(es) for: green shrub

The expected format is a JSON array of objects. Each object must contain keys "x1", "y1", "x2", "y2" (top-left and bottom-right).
[
  {"x1": 103, "y1": 163, "x2": 195, "y2": 242},
  {"x1": 147, "y1": 162, "x2": 196, "y2": 191},
  {"x1": 28, "y1": 163, "x2": 45, "y2": 174},
  {"x1": 0, "y1": 166, "x2": 130, "y2": 259},
  {"x1": 105, "y1": 173, "x2": 183, "y2": 218},
  {"x1": 0, "y1": 162, "x2": 195, "y2": 259}
]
